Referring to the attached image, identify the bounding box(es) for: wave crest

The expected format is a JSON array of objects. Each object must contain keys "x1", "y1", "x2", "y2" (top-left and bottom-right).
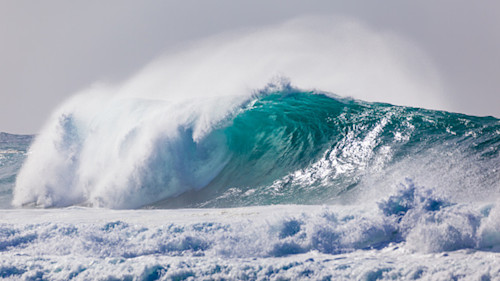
[{"x1": 12, "y1": 85, "x2": 499, "y2": 209}]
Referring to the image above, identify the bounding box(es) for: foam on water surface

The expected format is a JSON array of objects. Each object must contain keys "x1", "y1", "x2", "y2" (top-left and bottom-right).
[{"x1": 2, "y1": 181, "x2": 500, "y2": 280}]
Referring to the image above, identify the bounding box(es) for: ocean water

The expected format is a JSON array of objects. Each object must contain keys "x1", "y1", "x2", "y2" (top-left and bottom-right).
[{"x1": 1, "y1": 85, "x2": 499, "y2": 280}]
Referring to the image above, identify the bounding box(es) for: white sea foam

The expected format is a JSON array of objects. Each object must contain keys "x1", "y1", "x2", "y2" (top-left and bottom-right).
[{"x1": 2, "y1": 183, "x2": 500, "y2": 280}]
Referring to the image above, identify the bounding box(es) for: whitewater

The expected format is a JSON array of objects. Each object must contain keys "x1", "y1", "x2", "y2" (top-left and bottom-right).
[{"x1": 1, "y1": 17, "x2": 500, "y2": 280}]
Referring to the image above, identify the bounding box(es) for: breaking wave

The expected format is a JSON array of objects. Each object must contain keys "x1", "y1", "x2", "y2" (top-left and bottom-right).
[{"x1": 11, "y1": 83, "x2": 499, "y2": 209}]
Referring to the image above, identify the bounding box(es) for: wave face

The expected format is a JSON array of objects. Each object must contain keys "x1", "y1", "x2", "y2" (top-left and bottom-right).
[{"x1": 9, "y1": 85, "x2": 500, "y2": 209}]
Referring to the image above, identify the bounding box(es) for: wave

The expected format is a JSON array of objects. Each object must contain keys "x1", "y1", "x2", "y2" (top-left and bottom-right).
[{"x1": 11, "y1": 82, "x2": 500, "y2": 209}]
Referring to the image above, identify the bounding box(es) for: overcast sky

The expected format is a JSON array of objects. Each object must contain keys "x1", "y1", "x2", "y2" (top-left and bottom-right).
[{"x1": 1, "y1": 0, "x2": 499, "y2": 134}]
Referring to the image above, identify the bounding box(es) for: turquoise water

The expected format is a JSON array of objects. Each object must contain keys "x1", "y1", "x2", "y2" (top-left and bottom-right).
[{"x1": 152, "y1": 90, "x2": 499, "y2": 207}]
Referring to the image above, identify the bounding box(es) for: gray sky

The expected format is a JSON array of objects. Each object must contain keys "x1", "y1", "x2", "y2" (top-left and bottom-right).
[{"x1": 1, "y1": 0, "x2": 499, "y2": 134}]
